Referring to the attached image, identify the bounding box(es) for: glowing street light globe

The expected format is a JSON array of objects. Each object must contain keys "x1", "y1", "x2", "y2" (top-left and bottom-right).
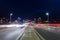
[
  {"x1": 10, "y1": 13, "x2": 13, "y2": 16},
  {"x1": 46, "y1": 12, "x2": 49, "y2": 16}
]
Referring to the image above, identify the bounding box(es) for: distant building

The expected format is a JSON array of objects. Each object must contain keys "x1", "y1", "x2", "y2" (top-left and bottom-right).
[
  {"x1": 0, "y1": 17, "x2": 9, "y2": 24},
  {"x1": 37, "y1": 17, "x2": 42, "y2": 23}
]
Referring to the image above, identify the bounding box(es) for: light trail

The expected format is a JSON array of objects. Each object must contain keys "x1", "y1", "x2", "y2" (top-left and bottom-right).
[{"x1": 0, "y1": 23, "x2": 28, "y2": 27}]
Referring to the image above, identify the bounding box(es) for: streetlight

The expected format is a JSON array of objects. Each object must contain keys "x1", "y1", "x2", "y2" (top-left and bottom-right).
[
  {"x1": 46, "y1": 12, "x2": 49, "y2": 22},
  {"x1": 10, "y1": 13, "x2": 13, "y2": 23},
  {"x1": 46, "y1": 12, "x2": 50, "y2": 30}
]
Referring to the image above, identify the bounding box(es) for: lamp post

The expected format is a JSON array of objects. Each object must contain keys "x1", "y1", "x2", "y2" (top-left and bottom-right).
[
  {"x1": 10, "y1": 13, "x2": 13, "y2": 23},
  {"x1": 46, "y1": 12, "x2": 49, "y2": 23},
  {"x1": 46, "y1": 12, "x2": 50, "y2": 30}
]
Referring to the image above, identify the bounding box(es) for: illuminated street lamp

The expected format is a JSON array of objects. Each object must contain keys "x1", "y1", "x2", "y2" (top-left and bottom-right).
[
  {"x1": 10, "y1": 13, "x2": 13, "y2": 23},
  {"x1": 46, "y1": 12, "x2": 49, "y2": 16},
  {"x1": 46, "y1": 12, "x2": 49, "y2": 22},
  {"x1": 46, "y1": 12, "x2": 50, "y2": 30}
]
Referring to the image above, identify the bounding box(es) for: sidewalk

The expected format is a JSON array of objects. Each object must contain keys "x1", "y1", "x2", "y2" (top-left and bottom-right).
[{"x1": 20, "y1": 26, "x2": 40, "y2": 40}]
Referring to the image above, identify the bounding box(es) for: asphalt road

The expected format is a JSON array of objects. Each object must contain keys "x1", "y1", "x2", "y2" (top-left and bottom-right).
[
  {"x1": 0, "y1": 27, "x2": 25, "y2": 40},
  {"x1": 35, "y1": 27, "x2": 60, "y2": 40}
]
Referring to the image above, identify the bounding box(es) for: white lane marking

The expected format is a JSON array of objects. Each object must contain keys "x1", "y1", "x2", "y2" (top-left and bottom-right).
[
  {"x1": 4, "y1": 28, "x2": 25, "y2": 40},
  {"x1": 31, "y1": 26, "x2": 45, "y2": 40},
  {"x1": 16, "y1": 27, "x2": 26, "y2": 40}
]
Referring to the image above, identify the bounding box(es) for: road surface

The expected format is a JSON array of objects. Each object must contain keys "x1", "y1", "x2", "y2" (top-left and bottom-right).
[
  {"x1": 0, "y1": 27, "x2": 25, "y2": 40},
  {"x1": 35, "y1": 27, "x2": 60, "y2": 40},
  {"x1": 1, "y1": 24, "x2": 60, "y2": 40}
]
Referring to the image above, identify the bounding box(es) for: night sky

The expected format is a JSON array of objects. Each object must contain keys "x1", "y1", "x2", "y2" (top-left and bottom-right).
[{"x1": 0, "y1": 0, "x2": 60, "y2": 20}]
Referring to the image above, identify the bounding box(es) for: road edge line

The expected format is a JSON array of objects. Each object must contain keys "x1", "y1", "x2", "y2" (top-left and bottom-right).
[
  {"x1": 31, "y1": 27, "x2": 45, "y2": 40},
  {"x1": 16, "y1": 28, "x2": 25, "y2": 40}
]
